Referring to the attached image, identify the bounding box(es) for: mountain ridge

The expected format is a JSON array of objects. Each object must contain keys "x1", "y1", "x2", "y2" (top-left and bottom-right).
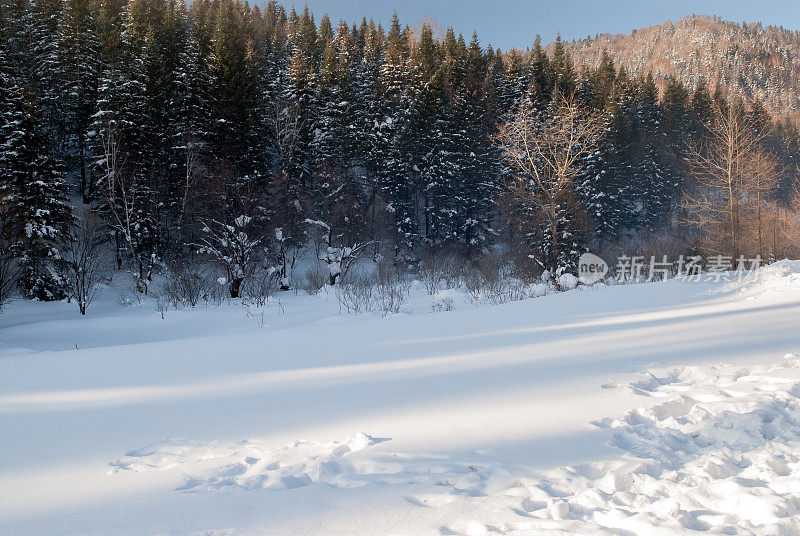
[{"x1": 564, "y1": 14, "x2": 800, "y2": 121}]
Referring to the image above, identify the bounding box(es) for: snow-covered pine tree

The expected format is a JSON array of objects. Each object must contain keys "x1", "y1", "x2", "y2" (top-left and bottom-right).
[
  {"x1": 308, "y1": 21, "x2": 366, "y2": 249},
  {"x1": 166, "y1": 2, "x2": 211, "y2": 242},
  {"x1": 0, "y1": 48, "x2": 71, "y2": 300},
  {"x1": 574, "y1": 55, "x2": 618, "y2": 244},
  {"x1": 456, "y1": 31, "x2": 501, "y2": 248},
  {"x1": 551, "y1": 34, "x2": 576, "y2": 99},
  {"x1": 351, "y1": 19, "x2": 388, "y2": 251},
  {"x1": 377, "y1": 12, "x2": 415, "y2": 256},
  {"x1": 631, "y1": 73, "x2": 672, "y2": 229},
  {"x1": 400, "y1": 21, "x2": 458, "y2": 245},
  {"x1": 28, "y1": 0, "x2": 69, "y2": 160},
  {"x1": 527, "y1": 36, "x2": 552, "y2": 108},
  {"x1": 690, "y1": 78, "x2": 714, "y2": 130},
  {"x1": 207, "y1": 0, "x2": 261, "y2": 173},
  {"x1": 59, "y1": 0, "x2": 100, "y2": 203}
]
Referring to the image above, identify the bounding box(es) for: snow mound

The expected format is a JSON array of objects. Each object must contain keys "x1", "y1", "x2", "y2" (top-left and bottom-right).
[
  {"x1": 721, "y1": 259, "x2": 800, "y2": 299},
  {"x1": 558, "y1": 273, "x2": 579, "y2": 290},
  {"x1": 110, "y1": 432, "x2": 381, "y2": 491},
  {"x1": 111, "y1": 432, "x2": 496, "y2": 496}
]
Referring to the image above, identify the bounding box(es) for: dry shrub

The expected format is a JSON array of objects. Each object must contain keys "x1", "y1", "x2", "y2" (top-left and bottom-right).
[
  {"x1": 0, "y1": 234, "x2": 19, "y2": 311},
  {"x1": 430, "y1": 297, "x2": 455, "y2": 312},
  {"x1": 336, "y1": 262, "x2": 410, "y2": 317},
  {"x1": 243, "y1": 268, "x2": 280, "y2": 307},
  {"x1": 598, "y1": 227, "x2": 690, "y2": 279},
  {"x1": 464, "y1": 251, "x2": 522, "y2": 304},
  {"x1": 335, "y1": 270, "x2": 374, "y2": 315},
  {"x1": 160, "y1": 258, "x2": 209, "y2": 308},
  {"x1": 419, "y1": 246, "x2": 466, "y2": 294},
  {"x1": 302, "y1": 263, "x2": 328, "y2": 294}
]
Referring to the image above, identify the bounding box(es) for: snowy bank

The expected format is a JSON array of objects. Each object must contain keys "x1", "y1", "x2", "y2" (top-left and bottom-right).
[{"x1": 2, "y1": 262, "x2": 800, "y2": 535}]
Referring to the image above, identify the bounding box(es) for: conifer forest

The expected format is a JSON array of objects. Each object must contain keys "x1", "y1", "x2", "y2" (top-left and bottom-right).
[{"x1": 1, "y1": 0, "x2": 800, "y2": 307}]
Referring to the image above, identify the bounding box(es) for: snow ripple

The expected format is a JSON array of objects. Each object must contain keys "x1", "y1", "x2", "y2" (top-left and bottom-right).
[{"x1": 110, "y1": 354, "x2": 800, "y2": 535}]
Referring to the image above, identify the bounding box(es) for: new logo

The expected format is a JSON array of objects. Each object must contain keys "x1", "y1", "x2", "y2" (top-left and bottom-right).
[{"x1": 578, "y1": 253, "x2": 608, "y2": 284}]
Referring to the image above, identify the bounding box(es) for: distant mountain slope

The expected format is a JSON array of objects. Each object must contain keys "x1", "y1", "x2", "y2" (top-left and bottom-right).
[{"x1": 566, "y1": 15, "x2": 800, "y2": 121}]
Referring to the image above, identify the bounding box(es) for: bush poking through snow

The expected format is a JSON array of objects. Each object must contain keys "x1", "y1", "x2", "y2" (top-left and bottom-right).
[
  {"x1": 0, "y1": 233, "x2": 18, "y2": 312},
  {"x1": 335, "y1": 265, "x2": 410, "y2": 317},
  {"x1": 159, "y1": 258, "x2": 209, "y2": 308},
  {"x1": 419, "y1": 249, "x2": 465, "y2": 295},
  {"x1": 303, "y1": 264, "x2": 328, "y2": 294},
  {"x1": 374, "y1": 262, "x2": 410, "y2": 317},
  {"x1": 242, "y1": 268, "x2": 280, "y2": 307},
  {"x1": 335, "y1": 274, "x2": 374, "y2": 315},
  {"x1": 430, "y1": 297, "x2": 455, "y2": 312}
]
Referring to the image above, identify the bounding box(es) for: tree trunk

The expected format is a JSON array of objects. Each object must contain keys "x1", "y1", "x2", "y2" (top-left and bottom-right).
[
  {"x1": 79, "y1": 134, "x2": 92, "y2": 204},
  {"x1": 549, "y1": 200, "x2": 559, "y2": 282},
  {"x1": 115, "y1": 231, "x2": 123, "y2": 270},
  {"x1": 757, "y1": 189, "x2": 763, "y2": 261},
  {"x1": 229, "y1": 277, "x2": 243, "y2": 298},
  {"x1": 728, "y1": 185, "x2": 738, "y2": 259}
]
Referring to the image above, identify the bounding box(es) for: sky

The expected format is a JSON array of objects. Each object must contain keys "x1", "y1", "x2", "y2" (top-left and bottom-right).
[{"x1": 272, "y1": 0, "x2": 800, "y2": 51}]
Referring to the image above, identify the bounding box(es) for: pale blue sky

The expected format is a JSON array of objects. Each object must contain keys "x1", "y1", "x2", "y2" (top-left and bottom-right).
[{"x1": 274, "y1": 0, "x2": 800, "y2": 51}]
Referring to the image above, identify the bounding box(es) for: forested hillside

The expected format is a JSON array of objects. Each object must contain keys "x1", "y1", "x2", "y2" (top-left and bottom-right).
[
  {"x1": 568, "y1": 15, "x2": 800, "y2": 121},
  {"x1": 1, "y1": 1, "x2": 800, "y2": 308}
]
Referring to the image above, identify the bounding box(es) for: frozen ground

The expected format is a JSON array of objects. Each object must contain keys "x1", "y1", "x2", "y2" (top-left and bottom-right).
[{"x1": 2, "y1": 262, "x2": 800, "y2": 535}]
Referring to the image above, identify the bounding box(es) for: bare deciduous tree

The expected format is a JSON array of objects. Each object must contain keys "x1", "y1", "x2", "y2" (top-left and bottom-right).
[
  {"x1": 98, "y1": 125, "x2": 154, "y2": 293},
  {"x1": 743, "y1": 145, "x2": 780, "y2": 261},
  {"x1": 175, "y1": 137, "x2": 206, "y2": 239},
  {"x1": 683, "y1": 100, "x2": 765, "y2": 259},
  {"x1": 61, "y1": 212, "x2": 109, "y2": 315},
  {"x1": 494, "y1": 93, "x2": 604, "y2": 280}
]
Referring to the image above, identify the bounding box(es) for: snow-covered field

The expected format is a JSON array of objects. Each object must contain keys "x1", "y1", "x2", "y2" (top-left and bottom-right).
[{"x1": 3, "y1": 262, "x2": 800, "y2": 535}]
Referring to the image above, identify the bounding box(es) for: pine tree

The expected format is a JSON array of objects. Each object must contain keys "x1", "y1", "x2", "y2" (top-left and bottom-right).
[
  {"x1": 454, "y1": 31, "x2": 499, "y2": 247},
  {"x1": 630, "y1": 73, "x2": 671, "y2": 228},
  {"x1": 309, "y1": 21, "x2": 365, "y2": 246},
  {"x1": 208, "y1": 0, "x2": 259, "y2": 172},
  {"x1": 691, "y1": 78, "x2": 714, "y2": 129},
  {"x1": 30, "y1": 0, "x2": 66, "y2": 150},
  {"x1": 1, "y1": 0, "x2": 34, "y2": 79},
  {"x1": 551, "y1": 34, "x2": 576, "y2": 97},
  {"x1": 378, "y1": 13, "x2": 415, "y2": 254},
  {"x1": 91, "y1": 1, "x2": 160, "y2": 284},
  {"x1": 60, "y1": 0, "x2": 100, "y2": 202},
  {"x1": 501, "y1": 48, "x2": 529, "y2": 115},
  {"x1": 662, "y1": 76, "x2": 690, "y2": 138},
  {"x1": 268, "y1": 6, "x2": 317, "y2": 242},
  {"x1": 575, "y1": 56, "x2": 626, "y2": 243},
  {"x1": 0, "y1": 38, "x2": 18, "y2": 262},
  {"x1": 0, "y1": 50, "x2": 71, "y2": 300},
  {"x1": 402, "y1": 21, "x2": 451, "y2": 243}
]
